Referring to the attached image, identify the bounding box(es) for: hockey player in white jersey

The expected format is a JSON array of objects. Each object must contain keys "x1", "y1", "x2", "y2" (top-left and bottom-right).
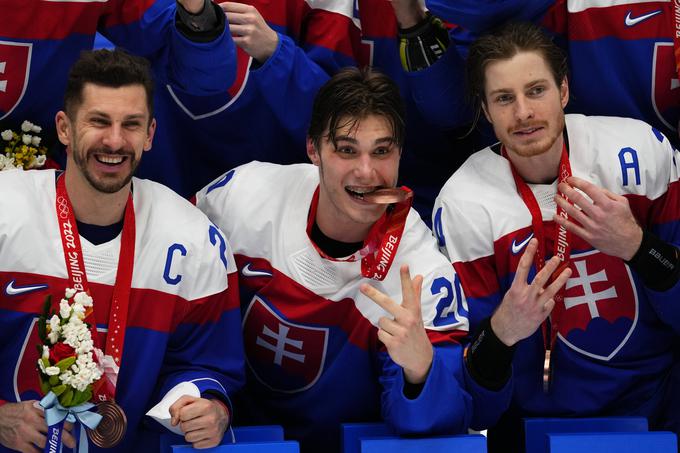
[
  {"x1": 196, "y1": 67, "x2": 524, "y2": 452},
  {"x1": 0, "y1": 49, "x2": 245, "y2": 452},
  {"x1": 434, "y1": 22, "x2": 680, "y2": 452}
]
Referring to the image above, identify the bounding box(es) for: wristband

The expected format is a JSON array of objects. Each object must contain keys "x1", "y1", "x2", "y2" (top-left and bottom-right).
[
  {"x1": 626, "y1": 229, "x2": 680, "y2": 291},
  {"x1": 465, "y1": 317, "x2": 515, "y2": 391},
  {"x1": 176, "y1": 0, "x2": 225, "y2": 43}
]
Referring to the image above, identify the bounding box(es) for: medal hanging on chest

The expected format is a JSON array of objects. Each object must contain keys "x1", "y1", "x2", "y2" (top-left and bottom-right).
[
  {"x1": 502, "y1": 143, "x2": 573, "y2": 392},
  {"x1": 55, "y1": 175, "x2": 135, "y2": 446}
]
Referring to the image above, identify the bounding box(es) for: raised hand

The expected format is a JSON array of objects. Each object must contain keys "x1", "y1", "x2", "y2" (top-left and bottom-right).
[
  {"x1": 554, "y1": 176, "x2": 643, "y2": 261},
  {"x1": 491, "y1": 239, "x2": 572, "y2": 347},
  {"x1": 220, "y1": 2, "x2": 278, "y2": 63},
  {"x1": 360, "y1": 265, "x2": 433, "y2": 384},
  {"x1": 170, "y1": 396, "x2": 229, "y2": 449}
]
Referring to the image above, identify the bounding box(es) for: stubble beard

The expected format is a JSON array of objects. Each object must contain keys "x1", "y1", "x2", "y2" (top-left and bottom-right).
[{"x1": 71, "y1": 137, "x2": 138, "y2": 194}]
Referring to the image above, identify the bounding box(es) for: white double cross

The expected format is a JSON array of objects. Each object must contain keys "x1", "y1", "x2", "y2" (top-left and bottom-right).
[
  {"x1": 256, "y1": 323, "x2": 306, "y2": 366},
  {"x1": 0, "y1": 61, "x2": 7, "y2": 93},
  {"x1": 564, "y1": 260, "x2": 618, "y2": 319}
]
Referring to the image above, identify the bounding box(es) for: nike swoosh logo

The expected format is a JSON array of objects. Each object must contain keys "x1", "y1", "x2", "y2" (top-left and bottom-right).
[
  {"x1": 4, "y1": 280, "x2": 49, "y2": 296},
  {"x1": 624, "y1": 10, "x2": 661, "y2": 27},
  {"x1": 511, "y1": 233, "x2": 534, "y2": 255},
  {"x1": 241, "y1": 263, "x2": 273, "y2": 278}
]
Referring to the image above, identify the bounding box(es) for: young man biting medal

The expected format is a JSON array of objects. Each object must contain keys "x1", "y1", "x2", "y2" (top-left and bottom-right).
[
  {"x1": 433, "y1": 21, "x2": 680, "y2": 453},
  {"x1": 0, "y1": 49, "x2": 245, "y2": 452},
  {"x1": 195, "y1": 67, "x2": 515, "y2": 452}
]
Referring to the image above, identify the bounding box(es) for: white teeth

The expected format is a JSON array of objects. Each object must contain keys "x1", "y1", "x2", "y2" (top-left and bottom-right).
[
  {"x1": 97, "y1": 155, "x2": 124, "y2": 164},
  {"x1": 347, "y1": 187, "x2": 376, "y2": 194}
]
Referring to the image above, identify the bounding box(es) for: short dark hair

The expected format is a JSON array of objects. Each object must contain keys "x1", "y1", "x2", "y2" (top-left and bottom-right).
[
  {"x1": 308, "y1": 67, "x2": 405, "y2": 150},
  {"x1": 64, "y1": 48, "x2": 155, "y2": 121},
  {"x1": 466, "y1": 21, "x2": 568, "y2": 118}
]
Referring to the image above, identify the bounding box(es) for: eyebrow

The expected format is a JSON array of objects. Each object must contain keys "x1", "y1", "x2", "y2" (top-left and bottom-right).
[
  {"x1": 487, "y1": 78, "x2": 550, "y2": 97},
  {"x1": 87, "y1": 110, "x2": 147, "y2": 121},
  {"x1": 334, "y1": 135, "x2": 397, "y2": 145}
]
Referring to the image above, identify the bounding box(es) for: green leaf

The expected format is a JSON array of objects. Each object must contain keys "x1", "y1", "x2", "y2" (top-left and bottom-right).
[
  {"x1": 71, "y1": 389, "x2": 92, "y2": 406},
  {"x1": 40, "y1": 358, "x2": 50, "y2": 371},
  {"x1": 56, "y1": 356, "x2": 76, "y2": 372},
  {"x1": 59, "y1": 388, "x2": 74, "y2": 407},
  {"x1": 39, "y1": 378, "x2": 50, "y2": 395},
  {"x1": 51, "y1": 384, "x2": 67, "y2": 396},
  {"x1": 48, "y1": 375, "x2": 60, "y2": 386},
  {"x1": 38, "y1": 295, "x2": 52, "y2": 343}
]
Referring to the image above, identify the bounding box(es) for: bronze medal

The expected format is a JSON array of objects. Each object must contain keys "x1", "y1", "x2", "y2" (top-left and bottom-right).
[
  {"x1": 87, "y1": 400, "x2": 127, "y2": 448},
  {"x1": 362, "y1": 188, "x2": 413, "y2": 204}
]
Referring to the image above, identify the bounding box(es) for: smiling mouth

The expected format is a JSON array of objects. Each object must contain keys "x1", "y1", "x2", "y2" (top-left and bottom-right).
[{"x1": 94, "y1": 154, "x2": 128, "y2": 166}]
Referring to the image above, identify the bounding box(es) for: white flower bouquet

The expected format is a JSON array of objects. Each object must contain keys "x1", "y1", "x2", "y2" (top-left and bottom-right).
[
  {"x1": 0, "y1": 120, "x2": 48, "y2": 171},
  {"x1": 37, "y1": 288, "x2": 104, "y2": 407}
]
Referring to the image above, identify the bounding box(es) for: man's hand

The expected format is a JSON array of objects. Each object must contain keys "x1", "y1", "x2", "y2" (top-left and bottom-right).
[
  {"x1": 360, "y1": 265, "x2": 433, "y2": 385},
  {"x1": 220, "y1": 2, "x2": 278, "y2": 63},
  {"x1": 491, "y1": 239, "x2": 572, "y2": 347},
  {"x1": 0, "y1": 401, "x2": 75, "y2": 452},
  {"x1": 169, "y1": 396, "x2": 229, "y2": 449},
  {"x1": 554, "y1": 176, "x2": 643, "y2": 261},
  {"x1": 389, "y1": 0, "x2": 426, "y2": 28},
  {"x1": 178, "y1": 0, "x2": 206, "y2": 15}
]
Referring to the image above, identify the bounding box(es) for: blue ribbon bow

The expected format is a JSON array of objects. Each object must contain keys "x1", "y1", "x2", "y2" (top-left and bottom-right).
[{"x1": 40, "y1": 392, "x2": 103, "y2": 453}]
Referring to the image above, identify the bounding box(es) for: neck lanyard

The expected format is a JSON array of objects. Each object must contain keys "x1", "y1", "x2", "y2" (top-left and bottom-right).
[
  {"x1": 501, "y1": 143, "x2": 573, "y2": 392},
  {"x1": 306, "y1": 186, "x2": 412, "y2": 281},
  {"x1": 673, "y1": 5, "x2": 680, "y2": 80},
  {"x1": 55, "y1": 175, "x2": 135, "y2": 401}
]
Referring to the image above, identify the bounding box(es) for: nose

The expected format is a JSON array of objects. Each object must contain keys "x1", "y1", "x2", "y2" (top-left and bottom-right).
[
  {"x1": 514, "y1": 95, "x2": 534, "y2": 121},
  {"x1": 353, "y1": 153, "x2": 376, "y2": 181},
  {"x1": 101, "y1": 124, "x2": 125, "y2": 150}
]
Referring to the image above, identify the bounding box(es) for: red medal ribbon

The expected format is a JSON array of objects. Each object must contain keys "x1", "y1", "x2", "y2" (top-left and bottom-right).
[
  {"x1": 306, "y1": 186, "x2": 412, "y2": 281},
  {"x1": 55, "y1": 175, "x2": 135, "y2": 401},
  {"x1": 673, "y1": 1, "x2": 680, "y2": 78},
  {"x1": 501, "y1": 143, "x2": 573, "y2": 392}
]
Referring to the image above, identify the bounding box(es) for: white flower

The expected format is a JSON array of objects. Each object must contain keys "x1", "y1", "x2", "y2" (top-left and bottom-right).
[
  {"x1": 72, "y1": 302, "x2": 86, "y2": 319},
  {"x1": 64, "y1": 288, "x2": 77, "y2": 298},
  {"x1": 45, "y1": 366, "x2": 60, "y2": 376},
  {"x1": 21, "y1": 134, "x2": 32, "y2": 145},
  {"x1": 31, "y1": 136, "x2": 41, "y2": 146},
  {"x1": 35, "y1": 155, "x2": 46, "y2": 167},
  {"x1": 42, "y1": 345, "x2": 50, "y2": 360},
  {"x1": 1, "y1": 130, "x2": 12, "y2": 141},
  {"x1": 31, "y1": 124, "x2": 41, "y2": 133},
  {"x1": 1, "y1": 158, "x2": 17, "y2": 171},
  {"x1": 21, "y1": 121, "x2": 33, "y2": 132},
  {"x1": 59, "y1": 299, "x2": 71, "y2": 319},
  {"x1": 47, "y1": 315, "x2": 61, "y2": 344},
  {"x1": 73, "y1": 292, "x2": 93, "y2": 308}
]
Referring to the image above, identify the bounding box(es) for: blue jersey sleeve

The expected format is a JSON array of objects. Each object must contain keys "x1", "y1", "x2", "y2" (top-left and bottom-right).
[{"x1": 100, "y1": 0, "x2": 237, "y2": 95}]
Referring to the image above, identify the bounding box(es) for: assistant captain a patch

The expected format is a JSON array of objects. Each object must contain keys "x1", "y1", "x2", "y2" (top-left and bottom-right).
[
  {"x1": 552, "y1": 249, "x2": 638, "y2": 361},
  {"x1": 242, "y1": 295, "x2": 328, "y2": 393}
]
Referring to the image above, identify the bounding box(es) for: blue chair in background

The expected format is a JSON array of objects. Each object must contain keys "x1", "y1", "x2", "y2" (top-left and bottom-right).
[
  {"x1": 342, "y1": 423, "x2": 396, "y2": 453},
  {"x1": 341, "y1": 423, "x2": 486, "y2": 453},
  {"x1": 524, "y1": 417, "x2": 649, "y2": 453},
  {"x1": 360, "y1": 434, "x2": 486, "y2": 452},
  {"x1": 171, "y1": 441, "x2": 299, "y2": 452},
  {"x1": 162, "y1": 425, "x2": 287, "y2": 452},
  {"x1": 548, "y1": 431, "x2": 677, "y2": 453}
]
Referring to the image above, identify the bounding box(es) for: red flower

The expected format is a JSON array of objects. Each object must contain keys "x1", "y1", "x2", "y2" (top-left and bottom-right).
[{"x1": 49, "y1": 342, "x2": 76, "y2": 364}]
